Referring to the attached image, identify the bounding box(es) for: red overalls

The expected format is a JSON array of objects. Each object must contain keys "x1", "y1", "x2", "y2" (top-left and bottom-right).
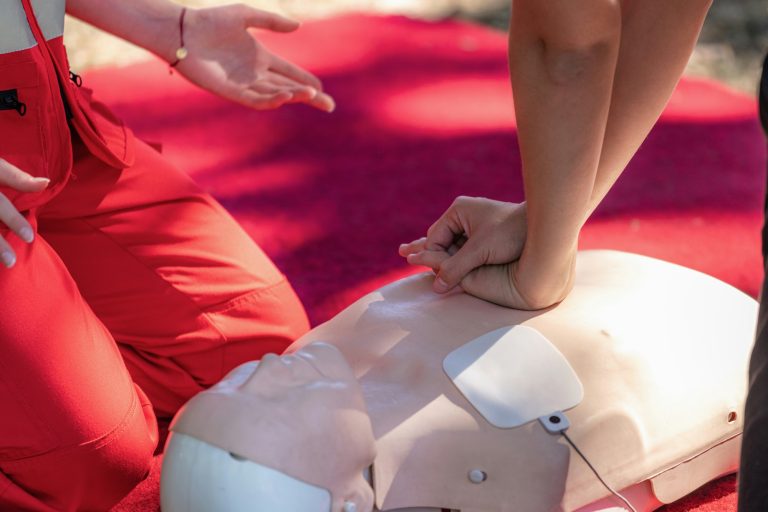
[{"x1": 0, "y1": 2, "x2": 310, "y2": 510}]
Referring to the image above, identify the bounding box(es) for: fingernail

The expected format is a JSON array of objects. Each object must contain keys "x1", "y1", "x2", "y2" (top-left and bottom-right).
[
  {"x1": 32, "y1": 177, "x2": 50, "y2": 186},
  {"x1": 1, "y1": 251, "x2": 16, "y2": 268},
  {"x1": 19, "y1": 227, "x2": 34, "y2": 243},
  {"x1": 434, "y1": 277, "x2": 449, "y2": 293},
  {"x1": 325, "y1": 97, "x2": 336, "y2": 113}
]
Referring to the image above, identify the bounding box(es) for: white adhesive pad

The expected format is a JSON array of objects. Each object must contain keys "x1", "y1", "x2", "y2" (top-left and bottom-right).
[{"x1": 443, "y1": 325, "x2": 583, "y2": 428}]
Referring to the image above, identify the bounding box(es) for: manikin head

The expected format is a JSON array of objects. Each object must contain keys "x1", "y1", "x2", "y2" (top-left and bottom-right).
[{"x1": 161, "y1": 342, "x2": 376, "y2": 512}]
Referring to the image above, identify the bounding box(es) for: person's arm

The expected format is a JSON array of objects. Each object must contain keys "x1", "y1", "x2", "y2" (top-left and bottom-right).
[
  {"x1": 504, "y1": 0, "x2": 621, "y2": 307},
  {"x1": 66, "y1": 0, "x2": 180, "y2": 64},
  {"x1": 66, "y1": 0, "x2": 335, "y2": 112},
  {"x1": 585, "y1": 0, "x2": 711, "y2": 217},
  {"x1": 401, "y1": 0, "x2": 711, "y2": 309},
  {"x1": 402, "y1": 0, "x2": 621, "y2": 309}
]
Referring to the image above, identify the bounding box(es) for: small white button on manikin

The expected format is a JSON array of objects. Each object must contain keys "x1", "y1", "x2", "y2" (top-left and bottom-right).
[
  {"x1": 468, "y1": 469, "x2": 487, "y2": 484},
  {"x1": 343, "y1": 500, "x2": 357, "y2": 512}
]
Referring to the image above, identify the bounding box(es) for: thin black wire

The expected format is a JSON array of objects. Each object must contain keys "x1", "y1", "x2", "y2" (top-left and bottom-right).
[{"x1": 561, "y1": 431, "x2": 638, "y2": 512}]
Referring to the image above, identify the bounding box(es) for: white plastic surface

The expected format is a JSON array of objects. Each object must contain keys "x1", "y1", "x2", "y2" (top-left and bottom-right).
[
  {"x1": 160, "y1": 433, "x2": 332, "y2": 512},
  {"x1": 443, "y1": 325, "x2": 584, "y2": 428}
]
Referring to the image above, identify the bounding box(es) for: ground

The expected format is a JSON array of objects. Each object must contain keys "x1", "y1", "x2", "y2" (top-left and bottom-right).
[{"x1": 65, "y1": 0, "x2": 767, "y2": 94}]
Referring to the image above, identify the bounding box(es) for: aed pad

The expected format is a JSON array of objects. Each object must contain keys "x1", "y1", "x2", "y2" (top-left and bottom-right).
[{"x1": 443, "y1": 325, "x2": 584, "y2": 428}]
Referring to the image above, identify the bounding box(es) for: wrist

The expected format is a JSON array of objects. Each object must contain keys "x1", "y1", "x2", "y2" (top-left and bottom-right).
[
  {"x1": 168, "y1": 7, "x2": 189, "y2": 68},
  {"x1": 521, "y1": 226, "x2": 579, "y2": 262},
  {"x1": 136, "y1": 4, "x2": 186, "y2": 64},
  {"x1": 514, "y1": 242, "x2": 578, "y2": 309},
  {"x1": 518, "y1": 238, "x2": 577, "y2": 279}
]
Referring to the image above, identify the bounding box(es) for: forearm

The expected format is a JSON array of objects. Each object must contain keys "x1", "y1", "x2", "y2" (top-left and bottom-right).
[
  {"x1": 510, "y1": 1, "x2": 620, "y2": 275},
  {"x1": 585, "y1": 0, "x2": 711, "y2": 217},
  {"x1": 66, "y1": 0, "x2": 182, "y2": 63}
]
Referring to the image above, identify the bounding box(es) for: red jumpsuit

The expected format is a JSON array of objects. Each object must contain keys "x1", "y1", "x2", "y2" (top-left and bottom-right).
[{"x1": 0, "y1": 1, "x2": 310, "y2": 510}]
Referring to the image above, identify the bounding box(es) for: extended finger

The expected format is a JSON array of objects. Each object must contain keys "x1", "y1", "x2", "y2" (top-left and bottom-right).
[
  {"x1": 406, "y1": 249, "x2": 450, "y2": 271},
  {"x1": 268, "y1": 85, "x2": 334, "y2": 112},
  {"x1": 0, "y1": 235, "x2": 15, "y2": 268},
  {"x1": 252, "y1": 78, "x2": 316, "y2": 102},
  {"x1": 282, "y1": 87, "x2": 334, "y2": 112},
  {"x1": 269, "y1": 54, "x2": 323, "y2": 90},
  {"x1": 399, "y1": 237, "x2": 427, "y2": 257},
  {"x1": 238, "y1": 89, "x2": 293, "y2": 110},
  {"x1": 0, "y1": 158, "x2": 50, "y2": 193},
  {"x1": 263, "y1": 71, "x2": 334, "y2": 112},
  {"x1": 0, "y1": 193, "x2": 33, "y2": 244},
  {"x1": 306, "y1": 90, "x2": 335, "y2": 113},
  {"x1": 243, "y1": 7, "x2": 300, "y2": 33},
  {"x1": 282, "y1": 85, "x2": 319, "y2": 104}
]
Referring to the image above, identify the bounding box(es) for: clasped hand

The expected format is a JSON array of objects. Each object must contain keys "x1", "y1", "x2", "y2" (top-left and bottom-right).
[{"x1": 399, "y1": 197, "x2": 576, "y2": 310}]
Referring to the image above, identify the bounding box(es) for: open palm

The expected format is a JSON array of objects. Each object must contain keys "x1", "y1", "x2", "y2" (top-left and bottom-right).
[{"x1": 176, "y1": 4, "x2": 334, "y2": 112}]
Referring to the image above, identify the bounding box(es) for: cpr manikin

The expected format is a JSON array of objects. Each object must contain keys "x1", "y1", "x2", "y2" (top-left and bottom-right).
[{"x1": 162, "y1": 251, "x2": 758, "y2": 512}]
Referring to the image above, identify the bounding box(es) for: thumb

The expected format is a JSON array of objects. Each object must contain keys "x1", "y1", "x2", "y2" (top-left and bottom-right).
[
  {"x1": 434, "y1": 236, "x2": 489, "y2": 293},
  {"x1": 243, "y1": 8, "x2": 301, "y2": 33}
]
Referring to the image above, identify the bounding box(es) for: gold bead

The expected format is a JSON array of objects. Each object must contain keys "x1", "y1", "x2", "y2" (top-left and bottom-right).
[{"x1": 175, "y1": 47, "x2": 188, "y2": 60}]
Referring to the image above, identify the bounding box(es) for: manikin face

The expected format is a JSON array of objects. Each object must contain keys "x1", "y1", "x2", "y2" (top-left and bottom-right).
[
  {"x1": 242, "y1": 343, "x2": 359, "y2": 400},
  {"x1": 169, "y1": 342, "x2": 377, "y2": 512}
]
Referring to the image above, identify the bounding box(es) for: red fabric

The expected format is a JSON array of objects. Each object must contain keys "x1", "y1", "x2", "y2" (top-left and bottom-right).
[
  {"x1": 2, "y1": 5, "x2": 310, "y2": 508},
  {"x1": 0, "y1": 134, "x2": 310, "y2": 511},
  {"x1": 92, "y1": 15, "x2": 763, "y2": 512},
  {"x1": 1, "y1": 0, "x2": 134, "y2": 214}
]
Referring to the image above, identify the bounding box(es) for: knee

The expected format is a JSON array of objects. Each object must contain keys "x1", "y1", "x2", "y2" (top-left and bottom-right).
[
  {"x1": 76, "y1": 430, "x2": 156, "y2": 510},
  {"x1": 2, "y1": 433, "x2": 155, "y2": 512},
  {"x1": 67, "y1": 399, "x2": 156, "y2": 510},
  {"x1": 7, "y1": 401, "x2": 157, "y2": 511},
  {"x1": 536, "y1": 0, "x2": 622, "y2": 83}
]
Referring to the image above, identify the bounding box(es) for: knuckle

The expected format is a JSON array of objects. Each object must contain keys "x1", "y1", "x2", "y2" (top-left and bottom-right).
[
  {"x1": 474, "y1": 247, "x2": 490, "y2": 265},
  {"x1": 426, "y1": 222, "x2": 441, "y2": 238},
  {"x1": 235, "y1": 4, "x2": 252, "y2": 16},
  {"x1": 454, "y1": 195, "x2": 472, "y2": 206}
]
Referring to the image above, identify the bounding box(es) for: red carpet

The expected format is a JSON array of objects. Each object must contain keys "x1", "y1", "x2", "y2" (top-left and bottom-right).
[{"x1": 96, "y1": 15, "x2": 766, "y2": 511}]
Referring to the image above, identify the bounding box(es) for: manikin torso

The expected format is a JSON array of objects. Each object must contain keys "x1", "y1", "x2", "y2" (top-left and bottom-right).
[{"x1": 164, "y1": 251, "x2": 757, "y2": 512}]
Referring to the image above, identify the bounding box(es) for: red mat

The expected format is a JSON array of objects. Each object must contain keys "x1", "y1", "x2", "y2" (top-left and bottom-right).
[{"x1": 96, "y1": 15, "x2": 765, "y2": 511}]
